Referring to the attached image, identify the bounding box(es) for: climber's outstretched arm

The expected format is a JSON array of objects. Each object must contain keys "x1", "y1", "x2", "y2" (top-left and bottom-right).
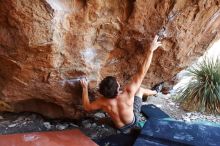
[{"x1": 125, "y1": 35, "x2": 162, "y2": 97}]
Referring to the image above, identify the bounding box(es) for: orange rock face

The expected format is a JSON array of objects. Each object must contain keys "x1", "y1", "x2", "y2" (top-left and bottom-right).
[{"x1": 0, "y1": 0, "x2": 220, "y2": 119}]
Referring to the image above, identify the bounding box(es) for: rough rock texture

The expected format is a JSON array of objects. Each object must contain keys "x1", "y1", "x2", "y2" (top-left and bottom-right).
[{"x1": 1, "y1": 0, "x2": 220, "y2": 119}]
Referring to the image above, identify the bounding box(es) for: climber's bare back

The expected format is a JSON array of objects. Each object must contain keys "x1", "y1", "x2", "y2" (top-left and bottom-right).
[{"x1": 96, "y1": 90, "x2": 135, "y2": 128}]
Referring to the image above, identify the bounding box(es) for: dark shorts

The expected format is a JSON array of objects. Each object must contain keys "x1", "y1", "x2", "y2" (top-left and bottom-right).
[
  {"x1": 133, "y1": 96, "x2": 142, "y2": 120},
  {"x1": 119, "y1": 96, "x2": 142, "y2": 133}
]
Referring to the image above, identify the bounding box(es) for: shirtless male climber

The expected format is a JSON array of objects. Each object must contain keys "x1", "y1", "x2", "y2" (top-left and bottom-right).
[{"x1": 80, "y1": 35, "x2": 162, "y2": 133}]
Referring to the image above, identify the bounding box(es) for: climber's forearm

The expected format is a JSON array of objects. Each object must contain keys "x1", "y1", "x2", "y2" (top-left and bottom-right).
[{"x1": 82, "y1": 87, "x2": 91, "y2": 111}]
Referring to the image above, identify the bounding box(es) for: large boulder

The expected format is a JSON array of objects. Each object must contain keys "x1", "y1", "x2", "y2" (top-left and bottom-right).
[{"x1": 0, "y1": 0, "x2": 220, "y2": 119}]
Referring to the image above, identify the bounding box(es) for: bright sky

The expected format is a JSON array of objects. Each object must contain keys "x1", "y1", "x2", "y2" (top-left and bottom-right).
[
  {"x1": 199, "y1": 40, "x2": 220, "y2": 60},
  {"x1": 203, "y1": 39, "x2": 220, "y2": 60}
]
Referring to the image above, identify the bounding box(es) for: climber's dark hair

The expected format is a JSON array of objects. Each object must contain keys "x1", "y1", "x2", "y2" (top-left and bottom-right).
[{"x1": 98, "y1": 76, "x2": 119, "y2": 99}]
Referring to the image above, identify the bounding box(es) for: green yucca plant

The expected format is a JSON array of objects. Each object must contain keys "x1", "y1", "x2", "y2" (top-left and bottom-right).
[{"x1": 177, "y1": 57, "x2": 220, "y2": 114}]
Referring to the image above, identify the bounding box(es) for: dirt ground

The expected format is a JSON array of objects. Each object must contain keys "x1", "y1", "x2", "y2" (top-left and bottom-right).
[
  {"x1": 145, "y1": 93, "x2": 220, "y2": 123},
  {"x1": 0, "y1": 93, "x2": 220, "y2": 140}
]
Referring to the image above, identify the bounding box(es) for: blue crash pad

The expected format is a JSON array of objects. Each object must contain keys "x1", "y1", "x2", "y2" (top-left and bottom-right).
[
  {"x1": 133, "y1": 118, "x2": 220, "y2": 146},
  {"x1": 141, "y1": 104, "x2": 170, "y2": 119},
  {"x1": 95, "y1": 132, "x2": 139, "y2": 146}
]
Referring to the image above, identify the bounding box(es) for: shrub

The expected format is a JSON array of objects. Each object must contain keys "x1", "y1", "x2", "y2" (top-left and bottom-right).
[{"x1": 177, "y1": 57, "x2": 220, "y2": 114}]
